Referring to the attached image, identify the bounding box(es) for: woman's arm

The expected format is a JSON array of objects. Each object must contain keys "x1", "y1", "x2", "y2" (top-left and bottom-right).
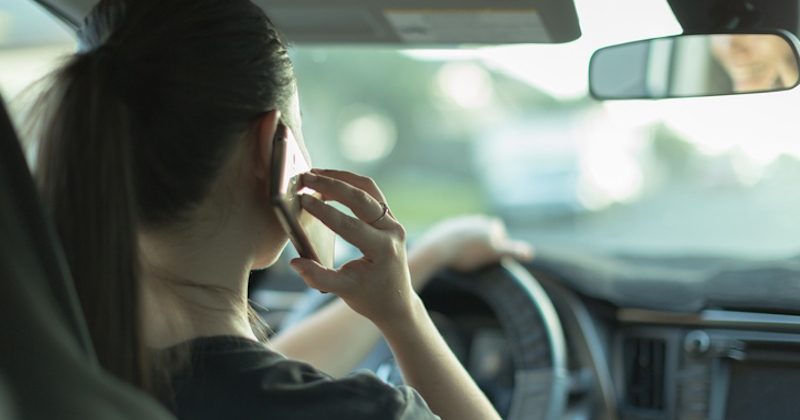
[
  {"x1": 287, "y1": 170, "x2": 506, "y2": 420},
  {"x1": 268, "y1": 297, "x2": 377, "y2": 377},
  {"x1": 269, "y1": 215, "x2": 532, "y2": 377},
  {"x1": 375, "y1": 293, "x2": 499, "y2": 420}
]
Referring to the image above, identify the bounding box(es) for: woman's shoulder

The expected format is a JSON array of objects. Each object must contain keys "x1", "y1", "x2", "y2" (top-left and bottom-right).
[
  {"x1": 167, "y1": 335, "x2": 439, "y2": 420},
  {"x1": 185, "y1": 335, "x2": 284, "y2": 369}
]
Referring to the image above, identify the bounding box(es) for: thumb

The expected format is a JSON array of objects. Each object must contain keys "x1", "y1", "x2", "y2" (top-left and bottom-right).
[
  {"x1": 290, "y1": 258, "x2": 337, "y2": 293},
  {"x1": 499, "y1": 240, "x2": 535, "y2": 262}
]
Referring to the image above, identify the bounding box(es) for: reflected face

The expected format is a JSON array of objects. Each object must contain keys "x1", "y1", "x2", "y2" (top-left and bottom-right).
[{"x1": 710, "y1": 34, "x2": 799, "y2": 92}]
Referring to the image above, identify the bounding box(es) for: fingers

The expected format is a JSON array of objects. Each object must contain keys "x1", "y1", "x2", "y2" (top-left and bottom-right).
[
  {"x1": 488, "y1": 218, "x2": 534, "y2": 262},
  {"x1": 498, "y1": 239, "x2": 535, "y2": 262},
  {"x1": 289, "y1": 169, "x2": 416, "y2": 324},
  {"x1": 303, "y1": 172, "x2": 397, "y2": 228},
  {"x1": 289, "y1": 258, "x2": 363, "y2": 297},
  {"x1": 311, "y1": 169, "x2": 387, "y2": 205},
  {"x1": 290, "y1": 258, "x2": 342, "y2": 294},
  {"x1": 299, "y1": 194, "x2": 381, "y2": 254}
]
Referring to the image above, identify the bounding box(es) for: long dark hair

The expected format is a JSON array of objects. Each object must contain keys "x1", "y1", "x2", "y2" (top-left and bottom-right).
[{"x1": 33, "y1": 0, "x2": 294, "y2": 391}]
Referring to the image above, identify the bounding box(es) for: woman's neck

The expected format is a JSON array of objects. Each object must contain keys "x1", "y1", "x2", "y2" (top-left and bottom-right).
[{"x1": 139, "y1": 210, "x2": 260, "y2": 348}]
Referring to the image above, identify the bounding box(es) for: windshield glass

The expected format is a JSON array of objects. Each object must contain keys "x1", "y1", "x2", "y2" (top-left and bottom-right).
[
  {"x1": 3, "y1": 0, "x2": 800, "y2": 259},
  {"x1": 0, "y1": 0, "x2": 74, "y2": 99},
  {"x1": 292, "y1": 0, "x2": 800, "y2": 259}
]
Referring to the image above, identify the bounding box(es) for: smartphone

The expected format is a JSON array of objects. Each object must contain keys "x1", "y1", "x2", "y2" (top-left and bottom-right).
[{"x1": 270, "y1": 124, "x2": 335, "y2": 268}]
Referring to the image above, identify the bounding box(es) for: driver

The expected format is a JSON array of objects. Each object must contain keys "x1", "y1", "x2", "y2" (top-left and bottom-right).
[
  {"x1": 31, "y1": 0, "x2": 529, "y2": 419},
  {"x1": 709, "y1": 34, "x2": 799, "y2": 92}
]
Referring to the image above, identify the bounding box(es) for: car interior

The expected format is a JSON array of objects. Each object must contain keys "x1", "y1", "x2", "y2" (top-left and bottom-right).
[{"x1": 4, "y1": 0, "x2": 800, "y2": 419}]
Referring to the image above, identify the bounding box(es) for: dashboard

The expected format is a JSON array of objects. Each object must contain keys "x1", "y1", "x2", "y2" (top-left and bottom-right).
[
  {"x1": 528, "y1": 256, "x2": 800, "y2": 420},
  {"x1": 613, "y1": 309, "x2": 800, "y2": 420},
  {"x1": 265, "y1": 251, "x2": 800, "y2": 420}
]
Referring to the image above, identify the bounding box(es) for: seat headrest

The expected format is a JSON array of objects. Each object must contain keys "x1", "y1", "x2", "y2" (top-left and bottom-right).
[{"x1": 0, "y1": 96, "x2": 175, "y2": 419}]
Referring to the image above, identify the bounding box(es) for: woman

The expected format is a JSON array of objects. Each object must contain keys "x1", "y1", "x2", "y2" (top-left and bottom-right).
[
  {"x1": 32, "y1": 0, "x2": 528, "y2": 418},
  {"x1": 710, "y1": 34, "x2": 800, "y2": 93}
]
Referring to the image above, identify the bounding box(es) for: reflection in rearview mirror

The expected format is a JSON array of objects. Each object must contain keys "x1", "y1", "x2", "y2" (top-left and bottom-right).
[{"x1": 589, "y1": 32, "x2": 800, "y2": 100}]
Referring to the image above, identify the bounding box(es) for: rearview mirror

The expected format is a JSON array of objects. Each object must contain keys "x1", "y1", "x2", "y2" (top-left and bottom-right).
[{"x1": 589, "y1": 31, "x2": 800, "y2": 100}]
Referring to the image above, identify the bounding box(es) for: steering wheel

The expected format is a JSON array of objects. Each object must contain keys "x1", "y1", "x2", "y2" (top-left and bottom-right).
[{"x1": 283, "y1": 257, "x2": 569, "y2": 420}]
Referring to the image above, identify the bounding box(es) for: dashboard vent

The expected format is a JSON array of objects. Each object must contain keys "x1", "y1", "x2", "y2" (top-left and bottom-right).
[{"x1": 623, "y1": 337, "x2": 666, "y2": 410}]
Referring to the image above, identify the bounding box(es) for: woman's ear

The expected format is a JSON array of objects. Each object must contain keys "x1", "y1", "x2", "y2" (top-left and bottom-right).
[{"x1": 254, "y1": 110, "x2": 282, "y2": 180}]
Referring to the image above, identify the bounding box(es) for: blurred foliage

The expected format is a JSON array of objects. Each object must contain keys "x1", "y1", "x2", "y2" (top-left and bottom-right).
[
  {"x1": 649, "y1": 122, "x2": 696, "y2": 179},
  {"x1": 292, "y1": 47, "x2": 566, "y2": 234},
  {"x1": 381, "y1": 178, "x2": 491, "y2": 235}
]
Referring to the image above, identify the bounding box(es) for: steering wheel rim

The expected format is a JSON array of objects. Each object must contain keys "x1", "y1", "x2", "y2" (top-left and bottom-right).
[
  {"x1": 433, "y1": 257, "x2": 569, "y2": 420},
  {"x1": 280, "y1": 257, "x2": 569, "y2": 420}
]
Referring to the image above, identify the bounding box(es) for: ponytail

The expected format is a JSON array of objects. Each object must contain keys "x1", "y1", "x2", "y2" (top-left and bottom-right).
[
  {"x1": 34, "y1": 50, "x2": 146, "y2": 389},
  {"x1": 31, "y1": 0, "x2": 296, "y2": 395}
]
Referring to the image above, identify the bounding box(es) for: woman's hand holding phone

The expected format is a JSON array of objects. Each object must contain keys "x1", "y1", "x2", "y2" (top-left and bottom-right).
[
  {"x1": 288, "y1": 169, "x2": 418, "y2": 327},
  {"x1": 290, "y1": 169, "x2": 503, "y2": 420}
]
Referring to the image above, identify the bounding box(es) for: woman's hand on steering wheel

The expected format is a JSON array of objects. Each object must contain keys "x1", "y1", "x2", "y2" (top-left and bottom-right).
[
  {"x1": 427, "y1": 215, "x2": 534, "y2": 271},
  {"x1": 407, "y1": 215, "x2": 534, "y2": 290}
]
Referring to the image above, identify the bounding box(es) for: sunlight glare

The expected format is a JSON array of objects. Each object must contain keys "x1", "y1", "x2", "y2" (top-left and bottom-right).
[
  {"x1": 578, "y1": 115, "x2": 645, "y2": 208},
  {"x1": 338, "y1": 106, "x2": 398, "y2": 163},
  {"x1": 657, "y1": 89, "x2": 800, "y2": 164},
  {"x1": 405, "y1": 0, "x2": 681, "y2": 99},
  {"x1": 436, "y1": 62, "x2": 494, "y2": 108},
  {"x1": 480, "y1": 0, "x2": 682, "y2": 99}
]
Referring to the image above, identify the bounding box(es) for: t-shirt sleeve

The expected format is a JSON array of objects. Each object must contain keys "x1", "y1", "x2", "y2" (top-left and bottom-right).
[
  {"x1": 336, "y1": 369, "x2": 441, "y2": 420},
  {"x1": 252, "y1": 360, "x2": 441, "y2": 420},
  {"x1": 170, "y1": 346, "x2": 441, "y2": 420},
  {"x1": 390, "y1": 383, "x2": 443, "y2": 420}
]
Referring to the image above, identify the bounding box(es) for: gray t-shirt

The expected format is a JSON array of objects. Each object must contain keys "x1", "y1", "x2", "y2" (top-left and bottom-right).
[{"x1": 163, "y1": 336, "x2": 440, "y2": 420}]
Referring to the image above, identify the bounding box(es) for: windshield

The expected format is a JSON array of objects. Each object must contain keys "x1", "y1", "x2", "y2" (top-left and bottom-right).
[
  {"x1": 4, "y1": 0, "x2": 800, "y2": 259},
  {"x1": 291, "y1": 0, "x2": 800, "y2": 259},
  {"x1": 0, "y1": 0, "x2": 74, "y2": 97}
]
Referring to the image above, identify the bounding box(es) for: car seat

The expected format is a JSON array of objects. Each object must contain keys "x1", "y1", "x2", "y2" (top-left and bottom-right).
[{"x1": 0, "y1": 95, "x2": 175, "y2": 420}]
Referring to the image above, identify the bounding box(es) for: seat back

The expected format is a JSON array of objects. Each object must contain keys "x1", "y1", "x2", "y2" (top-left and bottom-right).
[{"x1": 0, "y1": 96, "x2": 175, "y2": 420}]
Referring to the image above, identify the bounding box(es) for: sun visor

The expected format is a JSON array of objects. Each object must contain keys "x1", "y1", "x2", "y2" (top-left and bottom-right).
[
  {"x1": 258, "y1": 0, "x2": 581, "y2": 44},
  {"x1": 39, "y1": 0, "x2": 580, "y2": 44}
]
